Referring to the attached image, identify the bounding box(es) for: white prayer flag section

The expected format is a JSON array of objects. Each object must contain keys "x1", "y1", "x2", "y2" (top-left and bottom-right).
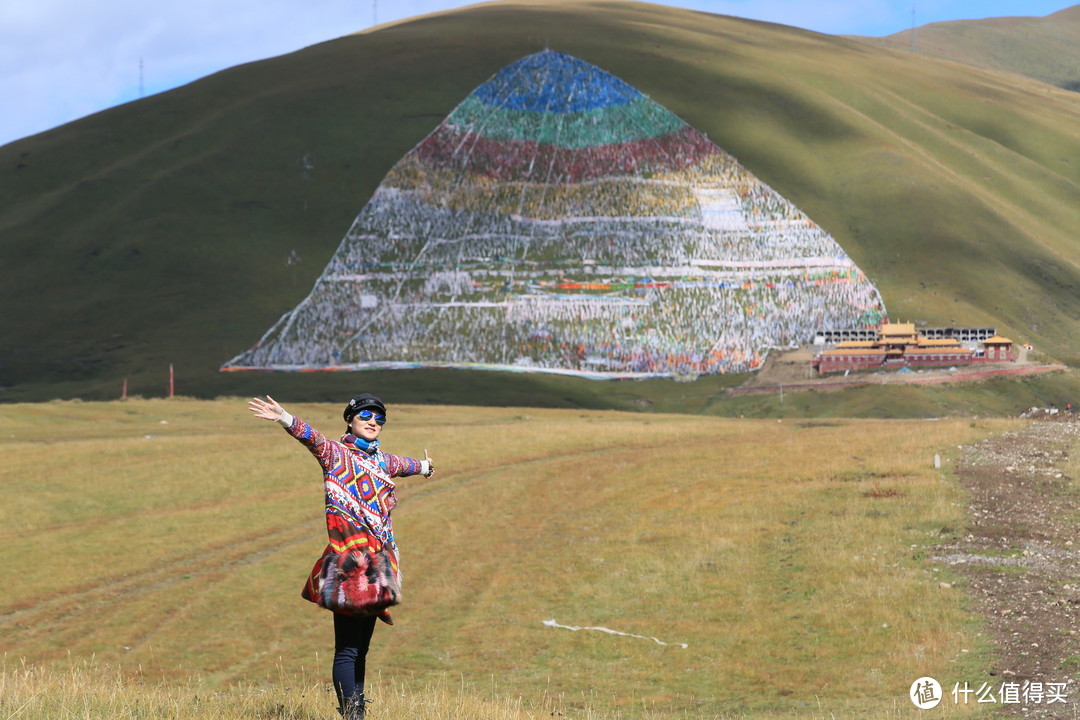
[
  {"x1": 223, "y1": 51, "x2": 886, "y2": 378},
  {"x1": 694, "y1": 188, "x2": 750, "y2": 232}
]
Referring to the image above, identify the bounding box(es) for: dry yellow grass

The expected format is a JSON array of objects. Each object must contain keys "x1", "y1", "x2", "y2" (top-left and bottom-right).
[
  {"x1": 0, "y1": 656, "x2": 1000, "y2": 720},
  {"x1": 0, "y1": 656, "x2": 625, "y2": 720},
  {"x1": 0, "y1": 400, "x2": 1019, "y2": 718}
]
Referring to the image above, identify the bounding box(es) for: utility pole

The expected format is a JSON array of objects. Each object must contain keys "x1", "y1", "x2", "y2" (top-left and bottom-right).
[
  {"x1": 373, "y1": 0, "x2": 377, "y2": 26},
  {"x1": 911, "y1": 5, "x2": 917, "y2": 52},
  {"x1": 139, "y1": 57, "x2": 144, "y2": 98}
]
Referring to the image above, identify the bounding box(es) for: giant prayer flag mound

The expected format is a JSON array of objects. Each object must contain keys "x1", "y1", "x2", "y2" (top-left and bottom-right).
[{"x1": 224, "y1": 50, "x2": 886, "y2": 379}]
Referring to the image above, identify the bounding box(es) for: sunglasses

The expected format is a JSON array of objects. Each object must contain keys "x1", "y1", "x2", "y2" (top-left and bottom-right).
[{"x1": 354, "y1": 409, "x2": 386, "y2": 426}]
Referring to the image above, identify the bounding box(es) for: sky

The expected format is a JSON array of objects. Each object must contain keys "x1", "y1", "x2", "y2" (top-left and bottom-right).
[{"x1": 1, "y1": 0, "x2": 1074, "y2": 148}]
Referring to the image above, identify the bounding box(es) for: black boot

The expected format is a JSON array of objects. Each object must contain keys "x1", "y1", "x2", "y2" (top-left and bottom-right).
[{"x1": 339, "y1": 693, "x2": 369, "y2": 720}]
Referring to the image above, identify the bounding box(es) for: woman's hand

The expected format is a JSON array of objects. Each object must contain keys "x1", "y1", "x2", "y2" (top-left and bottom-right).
[{"x1": 248, "y1": 395, "x2": 284, "y2": 421}]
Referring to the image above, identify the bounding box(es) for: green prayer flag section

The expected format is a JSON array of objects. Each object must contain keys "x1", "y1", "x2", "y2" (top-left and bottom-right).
[{"x1": 446, "y1": 95, "x2": 687, "y2": 149}]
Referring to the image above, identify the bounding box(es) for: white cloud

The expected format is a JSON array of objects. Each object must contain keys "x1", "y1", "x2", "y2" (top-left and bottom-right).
[{"x1": 0, "y1": 0, "x2": 375, "y2": 145}]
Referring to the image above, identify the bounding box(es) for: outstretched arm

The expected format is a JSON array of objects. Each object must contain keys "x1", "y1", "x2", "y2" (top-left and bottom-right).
[
  {"x1": 248, "y1": 395, "x2": 336, "y2": 468},
  {"x1": 248, "y1": 395, "x2": 297, "y2": 428},
  {"x1": 384, "y1": 449, "x2": 435, "y2": 478},
  {"x1": 248, "y1": 395, "x2": 287, "y2": 423}
]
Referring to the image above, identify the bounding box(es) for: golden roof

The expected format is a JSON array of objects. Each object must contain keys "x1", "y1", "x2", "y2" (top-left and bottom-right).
[
  {"x1": 917, "y1": 338, "x2": 962, "y2": 347},
  {"x1": 879, "y1": 322, "x2": 916, "y2": 336},
  {"x1": 984, "y1": 335, "x2": 1013, "y2": 344},
  {"x1": 909, "y1": 348, "x2": 973, "y2": 355},
  {"x1": 836, "y1": 341, "x2": 878, "y2": 348},
  {"x1": 819, "y1": 349, "x2": 886, "y2": 357}
]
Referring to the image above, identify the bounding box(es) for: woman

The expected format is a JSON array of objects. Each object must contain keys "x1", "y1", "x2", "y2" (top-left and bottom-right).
[{"x1": 249, "y1": 392, "x2": 433, "y2": 719}]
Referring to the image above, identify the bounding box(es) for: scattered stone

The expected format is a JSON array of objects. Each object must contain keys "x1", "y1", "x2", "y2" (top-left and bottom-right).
[{"x1": 934, "y1": 418, "x2": 1080, "y2": 718}]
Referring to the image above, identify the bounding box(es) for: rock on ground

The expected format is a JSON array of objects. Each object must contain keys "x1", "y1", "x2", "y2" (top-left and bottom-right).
[{"x1": 936, "y1": 413, "x2": 1080, "y2": 718}]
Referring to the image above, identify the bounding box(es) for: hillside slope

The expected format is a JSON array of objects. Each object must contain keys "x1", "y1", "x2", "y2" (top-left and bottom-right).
[
  {"x1": 851, "y1": 5, "x2": 1080, "y2": 92},
  {"x1": 2, "y1": 0, "x2": 1080, "y2": 404}
]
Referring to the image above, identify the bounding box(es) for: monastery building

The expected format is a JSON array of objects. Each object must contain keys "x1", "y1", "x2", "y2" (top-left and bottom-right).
[{"x1": 813, "y1": 323, "x2": 1014, "y2": 375}]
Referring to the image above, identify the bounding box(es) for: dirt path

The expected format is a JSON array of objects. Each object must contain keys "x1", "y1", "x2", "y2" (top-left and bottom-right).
[{"x1": 935, "y1": 415, "x2": 1080, "y2": 718}]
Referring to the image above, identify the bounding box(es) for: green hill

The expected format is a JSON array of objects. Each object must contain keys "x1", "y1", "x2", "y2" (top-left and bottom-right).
[
  {"x1": 2, "y1": 0, "x2": 1080, "y2": 412},
  {"x1": 850, "y1": 5, "x2": 1080, "y2": 92}
]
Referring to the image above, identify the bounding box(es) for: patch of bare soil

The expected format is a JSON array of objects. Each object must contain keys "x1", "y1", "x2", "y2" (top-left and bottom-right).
[
  {"x1": 742, "y1": 346, "x2": 819, "y2": 386},
  {"x1": 935, "y1": 413, "x2": 1080, "y2": 718}
]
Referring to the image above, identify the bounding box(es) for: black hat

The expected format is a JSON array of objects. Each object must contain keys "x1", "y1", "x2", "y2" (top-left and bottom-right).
[{"x1": 344, "y1": 393, "x2": 386, "y2": 423}]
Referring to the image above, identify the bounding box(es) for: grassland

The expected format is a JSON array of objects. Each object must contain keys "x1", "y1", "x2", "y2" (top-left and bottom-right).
[
  {"x1": 0, "y1": 660, "x2": 624, "y2": 720},
  {"x1": 0, "y1": 398, "x2": 1035, "y2": 718},
  {"x1": 1, "y1": 1, "x2": 1079, "y2": 408},
  {"x1": 852, "y1": 6, "x2": 1080, "y2": 92}
]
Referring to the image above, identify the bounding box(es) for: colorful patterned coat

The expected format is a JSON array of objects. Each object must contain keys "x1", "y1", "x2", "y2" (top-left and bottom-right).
[{"x1": 283, "y1": 415, "x2": 425, "y2": 614}]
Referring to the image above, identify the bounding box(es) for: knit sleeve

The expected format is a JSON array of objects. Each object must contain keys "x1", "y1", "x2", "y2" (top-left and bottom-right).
[
  {"x1": 383, "y1": 453, "x2": 423, "y2": 478},
  {"x1": 283, "y1": 415, "x2": 341, "y2": 472}
]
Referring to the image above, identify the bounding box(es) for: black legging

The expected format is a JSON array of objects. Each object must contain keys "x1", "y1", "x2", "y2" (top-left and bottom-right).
[{"x1": 333, "y1": 612, "x2": 377, "y2": 707}]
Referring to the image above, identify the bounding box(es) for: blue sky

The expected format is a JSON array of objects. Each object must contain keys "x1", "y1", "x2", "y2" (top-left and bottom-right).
[{"x1": 0, "y1": 0, "x2": 1073, "y2": 147}]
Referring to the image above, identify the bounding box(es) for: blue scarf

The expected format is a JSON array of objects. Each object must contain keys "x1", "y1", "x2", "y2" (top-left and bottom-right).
[{"x1": 344, "y1": 433, "x2": 379, "y2": 454}]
